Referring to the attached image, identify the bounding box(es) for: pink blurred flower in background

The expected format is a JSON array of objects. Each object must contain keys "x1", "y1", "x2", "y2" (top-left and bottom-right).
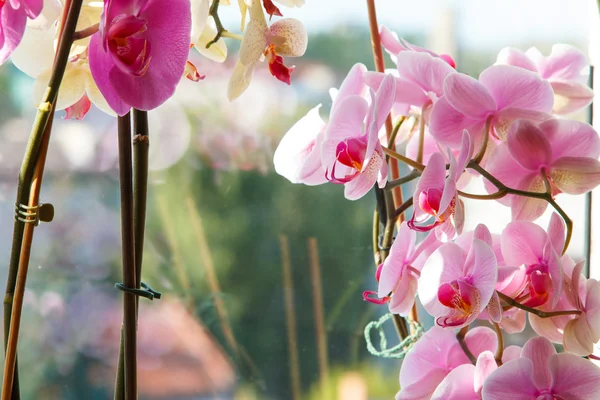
[
  {"x1": 379, "y1": 26, "x2": 456, "y2": 68},
  {"x1": 496, "y1": 44, "x2": 593, "y2": 115},
  {"x1": 483, "y1": 336, "x2": 600, "y2": 399},
  {"x1": 0, "y1": 0, "x2": 43, "y2": 63},
  {"x1": 88, "y1": 0, "x2": 191, "y2": 115},
  {"x1": 485, "y1": 118, "x2": 600, "y2": 220}
]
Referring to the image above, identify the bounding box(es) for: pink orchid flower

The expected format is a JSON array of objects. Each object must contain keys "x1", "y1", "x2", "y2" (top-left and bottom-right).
[
  {"x1": 530, "y1": 258, "x2": 600, "y2": 356},
  {"x1": 363, "y1": 223, "x2": 440, "y2": 315},
  {"x1": 88, "y1": 0, "x2": 192, "y2": 115},
  {"x1": 0, "y1": 0, "x2": 42, "y2": 64},
  {"x1": 320, "y1": 73, "x2": 395, "y2": 200},
  {"x1": 430, "y1": 351, "x2": 497, "y2": 400},
  {"x1": 409, "y1": 130, "x2": 472, "y2": 241},
  {"x1": 485, "y1": 118, "x2": 600, "y2": 220},
  {"x1": 395, "y1": 325, "x2": 497, "y2": 400},
  {"x1": 497, "y1": 44, "x2": 593, "y2": 115},
  {"x1": 429, "y1": 65, "x2": 554, "y2": 148},
  {"x1": 418, "y1": 224, "x2": 498, "y2": 328},
  {"x1": 273, "y1": 63, "x2": 367, "y2": 186},
  {"x1": 364, "y1": 50, "x2": 456, "y2": 112},
  {"x1": 500, "y1": 213, "x2": 564, "y2": 309},
  {"x1": 482, "y1": 336, "x2": 600, "y2": 399},
  {"x1": 379, "y1": 25, "x2": 456, "y2": 68}
]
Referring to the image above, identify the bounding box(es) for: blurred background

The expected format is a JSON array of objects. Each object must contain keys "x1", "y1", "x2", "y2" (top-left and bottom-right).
[{"x1": 0, "y1": 0, "x2": 599, "y2": 398}]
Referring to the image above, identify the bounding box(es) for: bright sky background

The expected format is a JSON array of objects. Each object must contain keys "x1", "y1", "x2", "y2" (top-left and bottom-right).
[{"x1": 221, "y1": 0, "x2": 600, "y2": 53}]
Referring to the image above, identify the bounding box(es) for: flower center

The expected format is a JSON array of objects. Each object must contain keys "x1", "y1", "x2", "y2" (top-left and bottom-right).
[
  {"x1": 107, "y1": 15, "x2": 152, "y2": 77},
  {"x1": 521, "y1": 263, "x2": 552, "y2": 307},
  {"x1": 335, "y1": 137, "x2": 367, "y2": 172},
  {"x1": 437, "y1": 279, "x2": 480, "y2": 327}
]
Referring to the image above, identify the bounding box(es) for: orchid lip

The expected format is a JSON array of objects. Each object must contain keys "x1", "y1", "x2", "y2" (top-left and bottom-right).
[
  {"x1": 106, "y1": 14, "x2": 152, "y2": 77},
  {"x1": 362, "y1": 290, "x2": 390, "y2": 305}
]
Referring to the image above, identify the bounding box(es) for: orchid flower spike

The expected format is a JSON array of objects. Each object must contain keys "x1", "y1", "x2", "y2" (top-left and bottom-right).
[
  {"x1": 321, "y1": 73, "x2": 395, "y2": 200},
  {"x1": 485, "y1": 118, "x2": 600, "y2": 220},
  {"x1": 228, "y1": 0, "x2": 307, "y2": 100},
  {"x1": 0, "y1": 0, "x2": 43, "y2": 64},
  {"x1": 497, "y1": 44, "x2": 593, "y2": 115},
  {"x1": 363, "y1": 224, "x2": 440, "y2": 315},
  {"x1": 483, "y1": 336, "x2": 600, "y2": 399},
  {"x1": 409, "y1": 130, "x2": 473, "y2": 241},
  {"x1": 88, "y1": 0, "x2": 192, "y2": 115},
  {"x1": 418, "y1": 223, "x2": 498, "y2": 328}
]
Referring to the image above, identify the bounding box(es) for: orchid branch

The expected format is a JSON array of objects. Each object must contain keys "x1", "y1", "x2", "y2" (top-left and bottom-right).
[
  {"x1": 207, "y1": 0, "x2": 227, "y2": 48},
  {"x1": 496, "y1": 291, "x2": 581, "y2": 318},
  {"x1": 472, "y1": 118, "x2": 492, "y2": 164},
  {"x1": 382, "y1": 147, "x2": 425, "y2": 171},
  {"x1": 456, "y1": 325, "x2": 477, "y2": 365},
  {"x1": 492, "y1": 322, "x2": 504, "y2": 365},
  {"x1": 3, "y1": 0, "x2": 83, "y2": 397},
  {"x1": 72, "y1": 22, "x2": 99, "y2": 41},
  {"x1": 416, "y1": 114, "x2": 426, "y2": 164},
  {"x1": 386, "y1": 170, "x2": 421, "y2": 189}
]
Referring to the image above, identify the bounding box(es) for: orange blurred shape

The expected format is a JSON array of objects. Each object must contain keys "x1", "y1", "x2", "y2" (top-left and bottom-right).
[{"x1": 337, "y1": 372, "x2": 367, "y2": 400}]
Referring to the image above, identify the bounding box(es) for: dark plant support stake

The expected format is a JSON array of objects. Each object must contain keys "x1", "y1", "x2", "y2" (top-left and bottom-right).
[
  {"x1": 117, "y1": 113, "x2": 138, "y2": 399},
  {"x1": 585, "y1": 65, "x2": 594, "y2": 279},
  {"x1": 114, "y1": 110, "x2": 149, "y2": 399}
]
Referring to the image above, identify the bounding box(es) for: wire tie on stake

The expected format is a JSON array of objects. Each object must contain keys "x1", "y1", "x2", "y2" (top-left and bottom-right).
[
  {"x1": 364, "y1": 313, "x2": 423, "y2": 359},
  {"x1": 114, "y1": 282, "x2": 162, "y2": 301}
]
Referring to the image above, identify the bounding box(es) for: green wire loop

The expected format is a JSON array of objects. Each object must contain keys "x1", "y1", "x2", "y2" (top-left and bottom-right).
[{"x1": 364, "y1": 313, "x2": 423, "y2": 359}]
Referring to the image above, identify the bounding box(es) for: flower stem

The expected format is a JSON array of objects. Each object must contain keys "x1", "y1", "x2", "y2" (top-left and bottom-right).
[
  {"x1": 3, "y1": 0, "x2": 83, "y2": 398},
  {"x1": 72, "y1": 22, "x2": 99, "y2": 40},
  {"x1": 386, "y1": 170, "x2": 421, "y2": 189},
  {"x1": 472, "y1": 117, "x2": 492, "y2": 164},
  {"x1": 456, "y1": 325, "x2": 477, "y2": 365},
  {"x1": 492, "y1": 322, "x2": 504, "y2": 365},
  {"x1": 382, "y1": 147, "x2": 425, "y2": 171},
  {"x1": 416, "y1": 113, "x2": 426, "y2": 164},
  {"x1": 496, "y1": 291, "x2": 581, "y2": 318},
  {"x1": 117, "y1": 113, "x2": 138, "y2": 399}
]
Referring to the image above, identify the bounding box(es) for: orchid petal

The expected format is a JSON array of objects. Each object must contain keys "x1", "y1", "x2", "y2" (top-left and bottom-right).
[
  {"x1": 550, "y1": 157, "x2": 600, "y2": 195},
  {"x1": 495, "y1": 47, "x2": 537, "y2": 71},
  {"x1": 551, "y1": 81, "x2": 594, "y2": 115},
  {"x1": 542, "y1": 44, "x2": 589, "y2": 82},
  {"x1": 542, "y1": 119, "x2": 600, "y2": 160},
  {"x1": 481, "y1": 358, "x2": 538, "y2": 400},
  {"x1": 501, "y1": 221, "x2": 546, "y2": 266},
  {"x1": 395, "y1": 51, "x2": 455, "y2": 97},
  {"x1": 194, "y1": 24, "x2": 228, "y2": 62},
  {"x1": 430, "y1": 364, "x2": 478, "y2": 400},
  {"x1": 549, "y1": 352, "x2": 600, "y2": 399},
  {"x1": 378, "y1": 222, "x2": 416, "y2": 296},
  {"x1": 443, "y1": 73, "x2": 497, "y2": 119},
  {"x1": 0, "y1": 4, "x2": 27, "y2": 64},
  {"x1": 474, "y1": 351, "x2": 498, "y2": 394},
  {"x1": 520, "y1": 336, "x2": 555, "y2": 388},
  {"x1": 479, "y1": 65, "x2": 554, "y2": 112},
  {"x1": 510, "y1": 174, "x2": 548, "y2": 221},
  {"x1": 507, "y1": 119, "x2": 552, "y2": 171},
  {"x1": 429, "y1": 96, "x2": 484, "y2": 147}
]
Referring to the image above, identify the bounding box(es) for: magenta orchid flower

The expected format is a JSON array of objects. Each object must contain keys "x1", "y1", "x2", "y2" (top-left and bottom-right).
[
  {"x1": 500, "y1": 213, "x2": 564, "y2": 310},
  {"x1": 418, "y1": 224, "x2": 498, "y2": 328},
  {"x1": 0, "y1": 0, "x2": 43, "y2": 64},
  {"x1": 482, "y1": 336, "x2": 600, "y2": 399},
  {"x1": 497, "y1": 44, "x2": 593, "y2": 115},
  {"x1": 429, "y1": 65, "x2": 554, "y2": 147},
  {"x1": 485, "y1": 118, "x2": 600, "y2": 220},
  {"x1": 88, "y1": 0, "x2": 191, "y2": 115},
  {"x1": 379, "y1": 25, "x2": 456, "y2": 68},
  {"x1": 395, "y1": 325, "x2": 497, "y2": 400},
  {"x1": 364, "y1": 50, "x2": 456, "y2": 112},
  {"x1": 409, "y1": 130, "x2": 473, "y2": 241},
  {"x1": 320, "y1": 73, "x2": 395, "y2": 200},
  {"x1": 430, "y1": 351, "x2": 497, "y2": 400},
  {"x1": 273, "y1": 63, "x2": 368, "y2": 186},
  {"x1": 363, "y1": 223, "x2": 440, "y2": 315}
]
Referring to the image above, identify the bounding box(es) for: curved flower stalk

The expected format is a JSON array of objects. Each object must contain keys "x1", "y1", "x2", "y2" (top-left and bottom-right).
[
  {"x1": 429, "y1": 64, "x2": 554, "y2": 147},
  {"x1": 418, "y1": 224, "x2": 498, "y2": 328},
  {"x1": 0, "y1": 0, "x2": 43, "y2": 64},
  {"x1": 88, "y1": 0, "x2": 192, "y2": 115},
  {"x1": 496, "y1": 44, "x2": 593, "y2": 115},
  {"x1": 363, "y1": 222, "x2": 440, "y2": 315},
  {"x1": 482, "y1": 337, "x2": 600, "y2": 399},
  {"x1": 321, "y1": 73, "x2": 396, "y2": 200},
  {"x1": 395, "y1": 325, "x2": 497, "y2": 400},
  {"x1": 228, "y1": 0, "x2": 307, "y2": 100},
  {"x1": 485, "y1": 118, "x2": 600, "y2": 220},
  {"x1": 409, "y1": 130, "x2": 472, "y2": 240},
  {"x1": 190, "y1": 0, "x2": 227, "y2": 62}
]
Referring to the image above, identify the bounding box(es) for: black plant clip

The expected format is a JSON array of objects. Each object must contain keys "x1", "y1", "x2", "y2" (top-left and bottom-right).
[
  {"x1": 14, "y1": 203, "x2": 54, "y2": 226},
  {"x1": 114, "y1": 282, "x2": 162, "y2": 301}
]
